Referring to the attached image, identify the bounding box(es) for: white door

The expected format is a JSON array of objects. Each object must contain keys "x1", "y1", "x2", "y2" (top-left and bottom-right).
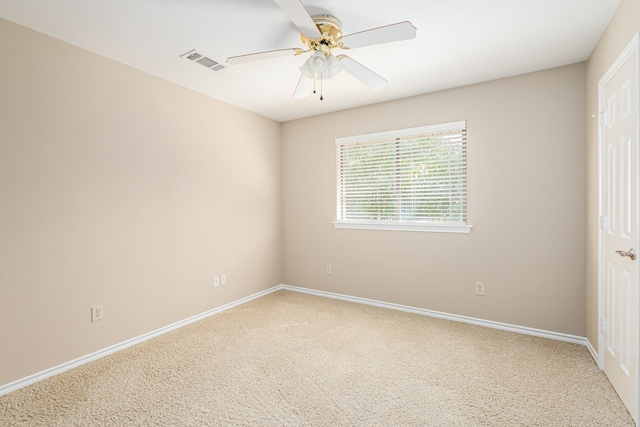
[{"x1": 600, "y1": 34, "x2": 639, "y2": 423}]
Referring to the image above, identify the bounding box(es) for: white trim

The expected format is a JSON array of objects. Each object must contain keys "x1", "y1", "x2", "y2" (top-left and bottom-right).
[
  {"x1": 335, "y1": 120, "x2": 467, "y2": 145},
  {"x1": 586, "y1": 338, "x2": 599, "y2": 364},
  {"x1": 0, "y1": 286, "x2": 282, "y2": 397},
  {"x1": 597, "y1": 66, "x2": 605, "y2": 371},
  {"x1": 333, "y1": 221, "x2": 472, "y2": 233},
  {"x1": 280, "y1": 284, "x2": 588, "y2": 346}
]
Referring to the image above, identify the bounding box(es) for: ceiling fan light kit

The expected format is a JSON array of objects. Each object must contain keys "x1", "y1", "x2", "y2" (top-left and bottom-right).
[
  {"x1": 226, "y1": 0, "x2": 416, "y2": 101},
  {"x1": 308, "y1": 50, "x2": 328, "y2": 73},
  {"x1": 324, "y1": 53, "x2": 344, "y2": 78},
  {"x1": 300, "y1": 51, "x2": 343, "y2": 79}
]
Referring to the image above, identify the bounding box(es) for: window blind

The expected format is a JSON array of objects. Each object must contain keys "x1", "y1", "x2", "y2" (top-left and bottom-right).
[{"x1": 336, "y1": 121, "x2": 467, "y2": 225}]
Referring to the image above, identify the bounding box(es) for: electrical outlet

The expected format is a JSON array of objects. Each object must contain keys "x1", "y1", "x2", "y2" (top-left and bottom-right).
[
  {"x1": 475, "y1": 282, "x2": 485, "y2": 296},
  {"x1": 326, "y1": 264, "x2": 332, "y2": 275},
  {"x1": 91, "y1": 305, "x2": 103, "y2": 322},
  {"x1": 214, "y1": 276, "x2": 220, "y2": 288},
  {"x1": 221, "y1": 274, "x2": 227, "y2": 285}
]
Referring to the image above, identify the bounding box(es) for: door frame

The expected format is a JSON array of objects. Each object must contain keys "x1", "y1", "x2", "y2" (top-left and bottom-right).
[{"x1": 598, "y1": 31, "x2": 640, "y2": 424}]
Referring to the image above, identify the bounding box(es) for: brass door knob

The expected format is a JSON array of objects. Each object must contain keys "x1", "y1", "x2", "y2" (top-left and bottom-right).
[{"x1": 615, "y1": 248, "x2": 637, "y2": 261}]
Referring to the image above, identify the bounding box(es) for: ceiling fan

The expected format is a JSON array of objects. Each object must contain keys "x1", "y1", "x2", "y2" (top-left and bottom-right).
[{"x1": 226, "y1": 0, "x2": 417, "y2": 100}]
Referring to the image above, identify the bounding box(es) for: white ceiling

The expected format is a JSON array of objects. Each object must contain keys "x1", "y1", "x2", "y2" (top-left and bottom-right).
[{"x1": 0, "y1": 0, "x2": 621, "y2": 122}]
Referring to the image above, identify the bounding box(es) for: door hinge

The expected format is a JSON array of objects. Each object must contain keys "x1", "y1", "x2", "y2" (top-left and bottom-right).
[
  {"x1": 599, "y1": 215, "x2": 605, "y2": 229},
  {"x1": 599, "y1": 318, "x2": 607, "y2": 333},
  {"x1": 593, "y1": 111, "x2": 605, "y2": 126}
]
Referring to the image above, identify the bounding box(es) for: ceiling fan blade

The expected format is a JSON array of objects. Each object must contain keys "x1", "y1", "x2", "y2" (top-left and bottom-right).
[
  {"x1": 293, "y1": 74, "x2": 313, "y2": 99},
  {"x1": 227, "y1": 48, "x2": 302, "y2": 65},
  {"x1": 340, "y1": 56, "x2": 388, "y2": 91},
  {"x1": 272, "y1": 0, "x2": 321, "y2": 38},
  {"x1": 342, "y1": 21, "x2": 417, "y2": 49}
]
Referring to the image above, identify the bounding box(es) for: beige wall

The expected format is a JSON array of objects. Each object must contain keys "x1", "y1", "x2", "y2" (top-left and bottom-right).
[
  {"x1": 282, "y1": 63, "x2": 587, "y2": 336},
  {"x1": 0, "y1": 18, "x2": 282, "y2": 386},
  {"x1": 585, "y1": 0, "x2": 640, "y2": 351}
]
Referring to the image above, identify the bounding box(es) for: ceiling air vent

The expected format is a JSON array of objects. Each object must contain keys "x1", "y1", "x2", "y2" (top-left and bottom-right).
[{"x1": 180, "y1": 49, "x2": 226, "y2": 72}]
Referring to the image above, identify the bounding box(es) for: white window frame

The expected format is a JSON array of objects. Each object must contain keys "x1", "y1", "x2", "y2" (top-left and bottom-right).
[{"x1": 333, "y1": 121, "x2": 472, "y2": 233}]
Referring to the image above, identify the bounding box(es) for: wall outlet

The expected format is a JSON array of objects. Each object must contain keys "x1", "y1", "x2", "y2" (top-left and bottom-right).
[
  {"x1": 214, "y1": 276, "x2": 220, "y2": 288},
  {"x1": 475, "y1": 282, "x2": 485, "y2": 296},
  {"x1": 221, "y1": 274, "x2": 227, "y2": 285},
  {"x1": 326, "y1": 264, "x2": 332, "y2": 275},
  {"x1": 91, "y1": 305, "x2": 103, "y2": 322}
]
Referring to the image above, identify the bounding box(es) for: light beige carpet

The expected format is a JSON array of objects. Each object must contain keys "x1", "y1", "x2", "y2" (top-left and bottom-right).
[{"x1": 0, "y1": 290, "x2": 634, "y2": 426}]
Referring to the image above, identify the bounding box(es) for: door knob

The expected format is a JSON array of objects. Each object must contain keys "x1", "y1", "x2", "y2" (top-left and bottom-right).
[{"x1": 615, "y1": 248, "x2": 637, "y2": 260}]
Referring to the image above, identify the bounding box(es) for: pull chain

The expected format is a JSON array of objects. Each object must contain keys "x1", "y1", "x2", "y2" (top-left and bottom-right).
[{"x1": 310, "y1": 72, "x2": 324, "y2": 101}]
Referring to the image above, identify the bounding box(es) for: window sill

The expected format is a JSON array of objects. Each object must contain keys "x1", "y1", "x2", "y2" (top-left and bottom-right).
[{"x1": 332, "y1": 221, "x2": 472, "y2": 233}]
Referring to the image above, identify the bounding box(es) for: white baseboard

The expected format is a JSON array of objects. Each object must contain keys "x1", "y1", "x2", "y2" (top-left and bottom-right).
[
  {"x1": 280, "y1": 284, "x2": 589, "y2": 347},
  {"x1": 585, "y1": 338, "x2": 600, "y2": 365},
  {"x1": 1, "y1": 283, "x2": 591, "y2": 397},
  {"x1": 0, "y1": 286, "x2": 282, "y2": 397}
]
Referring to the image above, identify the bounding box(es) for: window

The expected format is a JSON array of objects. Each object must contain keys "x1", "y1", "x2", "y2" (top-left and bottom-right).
[{"x1": 334, "y1": 121, "x2": 471, "y2": 233}]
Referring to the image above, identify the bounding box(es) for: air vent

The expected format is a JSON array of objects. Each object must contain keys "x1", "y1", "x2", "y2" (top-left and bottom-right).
[
  {"x1": 196, "y1": 56, "x2": 217, "y2": 68},
  {"x1": 180, "y1": 49, "x2": 226, "y2": 72}
]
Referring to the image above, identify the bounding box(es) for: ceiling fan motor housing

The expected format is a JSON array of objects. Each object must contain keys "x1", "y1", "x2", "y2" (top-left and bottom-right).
[{"x1": 300, "y1": 15, "x2": 344, "y2": 54}]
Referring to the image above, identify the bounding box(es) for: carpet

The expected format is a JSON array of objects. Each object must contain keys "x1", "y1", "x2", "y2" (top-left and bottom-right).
[{"x1": 0, "y1": 290, "x2": 634, "y2": 426}]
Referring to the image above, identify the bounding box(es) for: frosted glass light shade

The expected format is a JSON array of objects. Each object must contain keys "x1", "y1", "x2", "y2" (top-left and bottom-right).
[{"x1": 309, "y1": 50, "x2": 327, "y2": 72}]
